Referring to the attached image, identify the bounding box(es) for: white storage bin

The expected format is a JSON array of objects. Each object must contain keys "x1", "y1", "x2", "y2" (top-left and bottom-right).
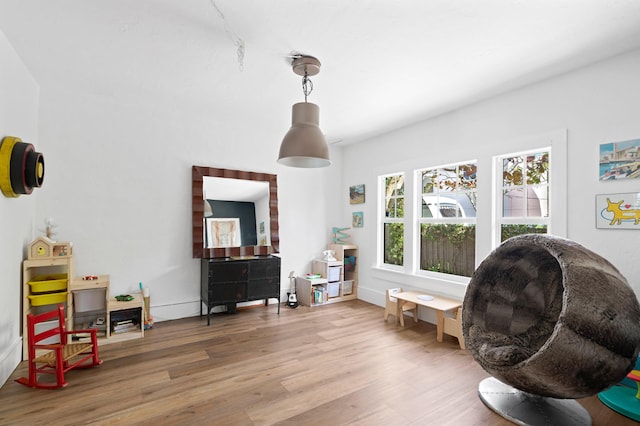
[
  {"x1": 74, "y1": 288, "x2": 106, "y2": 312},
  {"x1": 327, "y1": 266, "x2": 341, "y2": 282},
  {"x1": 343, "y1": 280, "x2": 354, "y2": 295},
  {"x1": 327, "y1": 282, "x2": 340, "y2": 298}
]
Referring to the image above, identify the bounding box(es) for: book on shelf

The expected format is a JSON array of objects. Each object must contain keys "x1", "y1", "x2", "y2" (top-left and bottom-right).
[
  {"x1": 71, "y1": 330, "x2": 106, "y2": 341},
  {"x1": 73, "y1": 321, "x2": 107, "y2": 339},
  {"x1": 313, "y1": 287, "x2": 326, "y2": 304},
  {"x1": 112, "y1": 324, "x2": 138, "y2": 334},
  {"x1": 111, "y1": 318, "x2": 140, "y2": 333}
]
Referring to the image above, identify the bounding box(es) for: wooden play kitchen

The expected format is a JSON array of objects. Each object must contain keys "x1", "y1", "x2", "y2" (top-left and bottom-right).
[{"x1": 22, "y1": 237, "x2": 144, "y2": 359}]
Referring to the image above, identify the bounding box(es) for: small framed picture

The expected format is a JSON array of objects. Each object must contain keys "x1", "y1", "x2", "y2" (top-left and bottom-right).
[
  {"x1": 599, "y1": 138, "x2": 640, "y2": 180},
  {"x1": 350, "y1": 184, "x2": 365, "y2": 204},
  {"x1": 596, "y1": 193, "x2": 640, "y2": 229},
  {"x1": 352, "y1": 211, "x2": 364, "y2": 228}
]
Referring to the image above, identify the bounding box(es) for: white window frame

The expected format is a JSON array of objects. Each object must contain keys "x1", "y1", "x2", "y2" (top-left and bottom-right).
[
  {"x1": 378, "y1": 172, "x2": 406, "y2": 270},
  {"x1": 372, "y1": 130, "x2": 567, "y2": 299},
  {"x1": 497, "y1": 149, "x2": 550, "y2": 239},
  {"x1": 414, "y1": 160, "x2": 478, "y2": 279},
  {"x1": 492, "y1": 130, "x2": 567, "y2": 249}
]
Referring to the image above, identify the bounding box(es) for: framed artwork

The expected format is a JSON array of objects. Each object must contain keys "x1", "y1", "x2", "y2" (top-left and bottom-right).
[
  {"x1": 352, "y1": 211, "x2": 363, "y2": 228},
  {"x1": 599, "y1": 138, "x2": 640, "y2": 180},
  {"x1": 596, "y1": 193, "x2": 640, "y2": 229},
  {"x1": 205, "y1": 218, "x2": 242, "y2": 247},
  {"x1": 350, "y1": 184, "x2": 365, "y2": 204}
]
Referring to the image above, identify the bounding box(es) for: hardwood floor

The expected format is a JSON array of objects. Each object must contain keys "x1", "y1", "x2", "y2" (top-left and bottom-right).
[{"x1": 0, "y1": 300, "x2": 636, "y2": 425}]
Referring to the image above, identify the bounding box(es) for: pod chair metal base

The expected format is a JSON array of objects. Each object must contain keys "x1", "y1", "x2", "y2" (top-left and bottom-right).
[{"x1": 478, "y1": 377, "x2": 591, "y2": 426}]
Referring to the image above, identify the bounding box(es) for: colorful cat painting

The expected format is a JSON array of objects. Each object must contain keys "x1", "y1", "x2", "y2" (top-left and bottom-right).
[{"x1": 606, "y1": 198, "x2": 640, "y2": 225}]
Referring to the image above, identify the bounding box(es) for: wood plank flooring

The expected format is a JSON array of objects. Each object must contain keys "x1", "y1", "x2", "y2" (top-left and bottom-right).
[{"x1": 0, "y1": 300, "x2": 636, "y2": 425}]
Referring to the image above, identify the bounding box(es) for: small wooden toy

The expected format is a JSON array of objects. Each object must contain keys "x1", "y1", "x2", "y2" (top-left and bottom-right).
[{"x1": 28, "y1": 237, "x2": 72, "y2": 260}]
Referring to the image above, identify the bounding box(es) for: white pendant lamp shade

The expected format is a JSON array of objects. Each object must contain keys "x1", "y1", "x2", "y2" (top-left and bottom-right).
[{"x1": 277, "y1": 102, "x2": 331, "y2": 168}]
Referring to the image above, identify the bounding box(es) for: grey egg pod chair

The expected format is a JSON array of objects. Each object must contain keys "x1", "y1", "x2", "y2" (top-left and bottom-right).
[{"x1": 462, "y1": 234, "x2": 640, "y2": 423}]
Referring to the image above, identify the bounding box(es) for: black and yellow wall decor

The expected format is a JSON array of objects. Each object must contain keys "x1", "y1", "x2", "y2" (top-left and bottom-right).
[{"x1": 0, "y1": 136, "x2": 45, "y2": 197}]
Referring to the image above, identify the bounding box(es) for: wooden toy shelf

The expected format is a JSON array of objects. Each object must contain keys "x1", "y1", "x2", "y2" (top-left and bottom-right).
[
  {"x1": 296, "y1": 244, "x2": 358, "y2": 307},
  {"x1": 22, "y1": 238, "x2": 143, "y2": 359}
]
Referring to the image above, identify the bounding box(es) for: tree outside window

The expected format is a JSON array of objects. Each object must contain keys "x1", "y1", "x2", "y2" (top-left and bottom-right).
[
  {"x1": 500, "y1": 150, "x2": 550, "y2": 241},
  {"x1": 382, "y1": 174, "x2": 404, "y2": 266},
  {"x1": 419, "y1": 162, "x2": 477, "y2": 277}
]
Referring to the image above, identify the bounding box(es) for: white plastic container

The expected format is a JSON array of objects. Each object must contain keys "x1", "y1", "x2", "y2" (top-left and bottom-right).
[
  {"x1": 74, "y1": 288, "x2": 106, "y2": 312},
  {"x1": 327, "y1": 266, "x2": 341, "y2": 282},
  {"x1": 327, "y1": 282, "x2": 340, "y2": 298}
]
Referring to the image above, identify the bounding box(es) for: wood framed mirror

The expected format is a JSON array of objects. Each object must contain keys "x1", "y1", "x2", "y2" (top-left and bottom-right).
[{"x1": 192, "y1": 166, "x2": 279, "y2": 258}]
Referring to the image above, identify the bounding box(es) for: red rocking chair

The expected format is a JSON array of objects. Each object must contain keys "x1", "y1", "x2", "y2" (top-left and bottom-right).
[{"x1": 16, "y1": 304, "x2": 102, "y2": 389}]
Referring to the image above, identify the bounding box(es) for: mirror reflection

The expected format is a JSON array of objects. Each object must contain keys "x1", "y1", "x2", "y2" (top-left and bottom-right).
[
  {"x1": 192, "y1": 166, "x2": 279, "y2": 259},
  {"x1": 203, "y1": 177, "x2": 271, "y2": 248}
]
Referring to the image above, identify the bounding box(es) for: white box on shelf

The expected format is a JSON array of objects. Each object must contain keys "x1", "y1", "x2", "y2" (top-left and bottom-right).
[
  {"x1": 327, "y1": 266, "x2": 341, "y2": 282},
  {"x1": 312, "y1": 259, "x2": 343, "y2": 282},
  {"x1": 74, "y1": 288, "x2": 107, "y2": 312},
  {"x1": 343, "y1": 280, "x2": 354, "y2": 295},
  {"x1": 327, "y1": 282, "x2": 340, "y2": 298}
]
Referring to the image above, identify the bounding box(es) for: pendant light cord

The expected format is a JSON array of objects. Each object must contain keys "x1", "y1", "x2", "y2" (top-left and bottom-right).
[{"x1": 302, "y1": 73, "x2": 313, "y2": 102}]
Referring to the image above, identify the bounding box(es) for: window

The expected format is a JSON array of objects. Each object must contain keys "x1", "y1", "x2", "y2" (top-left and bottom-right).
[
  {"x1": 498, "y1": 149, "x2": 550, "y2": 242},
  {"x1": 374, "y1": 131, "x2": 565, "y2": 285},
  {"x1": 382, "y1": 173, "x2": 404, "y2": 266},
  {"x1": 418, "y1": 162, "x2": 477, "y2": 277}
]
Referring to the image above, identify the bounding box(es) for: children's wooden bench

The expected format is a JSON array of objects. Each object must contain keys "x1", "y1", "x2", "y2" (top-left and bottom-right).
[{"x1": 392, "y1": 290, "x2": 465, "y2": 349}]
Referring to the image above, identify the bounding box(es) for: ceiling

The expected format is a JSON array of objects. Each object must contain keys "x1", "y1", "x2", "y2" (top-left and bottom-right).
[{"x1": 2, "y1": 0, "x2": 640, "y2": 146}]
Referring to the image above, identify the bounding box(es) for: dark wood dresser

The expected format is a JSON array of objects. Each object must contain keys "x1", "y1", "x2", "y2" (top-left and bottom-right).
[{"x1": 200, "y1": 255, "x2": 281, "y2": 325}]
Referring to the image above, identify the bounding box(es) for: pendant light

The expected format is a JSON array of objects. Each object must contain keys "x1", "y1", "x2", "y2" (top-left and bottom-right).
[{"x1": 277, "y1": 55, "x2": 331, "y2": 168}]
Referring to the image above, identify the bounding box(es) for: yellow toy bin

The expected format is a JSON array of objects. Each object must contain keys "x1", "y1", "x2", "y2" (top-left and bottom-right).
[
  {"x1": 27, "y1": 274, "x2": 68, "y2": 293},
  {"x1": 28, "y1": 291, "x2": 68, "y2": 306}
]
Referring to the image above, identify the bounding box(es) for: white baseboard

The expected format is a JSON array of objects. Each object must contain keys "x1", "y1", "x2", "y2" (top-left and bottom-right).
[
  {"x1": 356, "y1": 286, "x2": 385, "y2": 307},
  {"x1": 0, "y1": 337, "x2": 22, "y2": 388},
  {"x1": 149, "y1": 301, "x2": 202, "y2": 323},
  {"x1": 149, "y1": 296, "x2": 285, "y2": 323}
]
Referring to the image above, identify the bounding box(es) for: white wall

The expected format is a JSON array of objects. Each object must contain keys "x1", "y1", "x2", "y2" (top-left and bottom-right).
[
  {"x1": 33, "y1": 85, "x2": 342, "y2": 322},
  {"x1": 0, "y1": 28, "x2": 39, "y2": 387},
  {"x1": 343, "y1": 48, "x2": 640, "y2": 310}
]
